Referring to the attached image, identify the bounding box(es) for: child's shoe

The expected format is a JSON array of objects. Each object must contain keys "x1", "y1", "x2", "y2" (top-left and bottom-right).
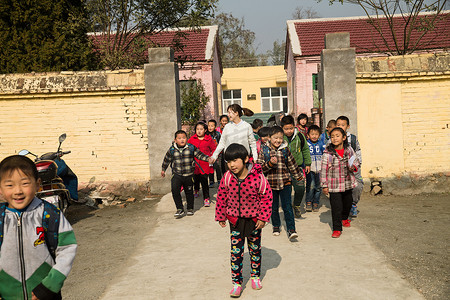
[
  {"x1": 174, "y1": 209, "x2": 185, "y2": 218},
  {"x1": 186, "y1": 209, "x2": 194, "y2": 216},
  {"x1": 306, "y1": 202, "x2": 312, "y2": 212},
  {"x1": 204, "y1": 198, "x2": 210, "y2": 207},
  {"x1": 331, "y1": 230, "x2": 342, "y2": 238},
  {"x1": 251, "y1": 277, "x2": 262, "y2": 290},
  {"x1": 288, "y1": 230, "x2": 298, "y2": 240},
  {"x1": 313, "y1": 203, "x2": 319, "y2": 212},
  {"x1": 350, "y1": 204, "x2": 358, "y2": 217},
  {"x1": 229, "y1": 284, "x2": 242, "y2": 298},
  {"x1": 342, "y1": 219, "x2": 351, "y2": 227},
  {"x1": 194, "y1": 190, "x2": 199, "y2": 198},
  {"x1": 272, "y1": 227, "x2": 281, "y2": 236},
  {"x1": 293, "y1": 206, "x2": 302, "y2": 218}
]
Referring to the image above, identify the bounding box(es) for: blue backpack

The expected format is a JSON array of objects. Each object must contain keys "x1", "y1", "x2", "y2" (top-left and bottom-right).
[
  {"x1": 260, "y1": 144, "x2": 290, "y2": 169},
  {"x1": 0, "y1": 200, "x2": 60, "y2": 260}
]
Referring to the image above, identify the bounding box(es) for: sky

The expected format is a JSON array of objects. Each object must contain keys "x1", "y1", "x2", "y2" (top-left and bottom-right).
[{"x1": 216, "y1": 0, "x2": 369, "y2": 53}]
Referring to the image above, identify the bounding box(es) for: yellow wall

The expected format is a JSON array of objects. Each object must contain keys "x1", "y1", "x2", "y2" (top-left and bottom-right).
[
  {"x1": 0, "y1": 71, "x2": 150, "y2": 184},
  {"x1": 221, "y1": 65, "x2": 287, "y2": 113},
  {"x1": 357, "y1": 76, "x2": 450, "y2": 178}
]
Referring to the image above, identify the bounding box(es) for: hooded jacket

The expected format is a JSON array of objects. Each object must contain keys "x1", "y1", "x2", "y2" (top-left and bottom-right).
[
  {"x1": 0, "y1": 197, "x2": 77, "y2": 299},
  {"x1": 215, "y1": 163, "x2": 273, "y2": 223},
  {"x1": 283, "y1": 128, "x2": 312, "y2": 167},
  {"x1": 188, "y1": 134, "x2": 216, "y2": 175}
]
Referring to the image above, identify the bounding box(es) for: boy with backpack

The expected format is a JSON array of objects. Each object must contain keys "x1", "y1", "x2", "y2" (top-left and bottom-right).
[
  {"x1": 280, "y1": 115, "x2": 312, "y2": 218},
  {"x1": 0, "y1": 155, "x2": 77, "y2": 299},
  {"x1": 161, "y1": 130, "x2": 210, "y2": 218},
  {"x1": 336, "y1": 116, "x2": 363, "y2": 217},
  {"x1": 257, "y1": 126, "x2": 303, "y2": 240}
]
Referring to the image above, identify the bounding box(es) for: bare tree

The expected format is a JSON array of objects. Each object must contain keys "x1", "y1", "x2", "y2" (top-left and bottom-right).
[
  {"x1": 292, "y1": 6, "x2": 321, "y2": 19},
  {"x1": 86, "y1": 0, "x2": 217, "y2": 70},
  {"x1": 324, "y1": 0, "x2": 448, "y2": 55}
]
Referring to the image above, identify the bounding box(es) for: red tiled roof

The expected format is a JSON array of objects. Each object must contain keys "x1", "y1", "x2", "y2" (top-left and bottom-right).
[
  {"x1": 90, "y1": 27, "x2": 214, "y2": 62},
  {"x1": 291, "y1": 13, "x2": 450, "y2": 56}
]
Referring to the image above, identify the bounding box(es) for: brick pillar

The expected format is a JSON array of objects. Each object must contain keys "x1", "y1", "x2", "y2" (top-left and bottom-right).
[
  {"x1": 320, "y1": 32, "x2": 357, "y2": 134},
  {"x1": 145, "y1": 48, "x2": 181, "y2": 194}
]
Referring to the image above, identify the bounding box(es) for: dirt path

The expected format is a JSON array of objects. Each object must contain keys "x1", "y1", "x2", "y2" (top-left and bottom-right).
[{"x1": 61, "y1": 193, "x2": 449, "y2": 299}]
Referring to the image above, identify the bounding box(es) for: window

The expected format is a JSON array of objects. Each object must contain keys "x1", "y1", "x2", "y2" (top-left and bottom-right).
[
  {"x1": 222, "y1": 89, "x2": 242, "y2": 112},
  {"x1": 312, "y1": 74, "x2": 318, "y2": 91},
  {"x1": 261, "y1": 87, "x2": 288, "y2": 113}
]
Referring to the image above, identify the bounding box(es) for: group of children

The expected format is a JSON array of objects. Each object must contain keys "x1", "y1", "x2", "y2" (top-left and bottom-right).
[{"x1": 161, "y1": 104, "x2": 364, "y2": 297}]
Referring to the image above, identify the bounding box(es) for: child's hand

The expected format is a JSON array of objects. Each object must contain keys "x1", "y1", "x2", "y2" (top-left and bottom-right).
[
  {"x1": 323, "y1": 187, "x2": 329, "y2": 195},
  {"x1": 305, "y1": 166, "x2": 311, "y2": 174},
  {"x1": 349, "y1": 166, "x2": 356, "y2": 172},
  {"x1": 208, "y1": 157, "x2": 216, "y2": 165},
  {"x1": 161, "y1": 170, "x2": 165, "y2": 178},
  {"x1": 255, "y1": 220, "x2": 266, "y2": 230},
  {"x1": 270, "y1": 156, "x2": 277, "y2": 164},
  {"x1": 219, "y1": 221, "x2": 226, "y2": 228}
]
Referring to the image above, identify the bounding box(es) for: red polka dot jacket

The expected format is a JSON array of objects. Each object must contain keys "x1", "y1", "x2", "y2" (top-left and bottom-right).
[{"x1": 215, "y1": 163, "x2": 273, "y2": 223}]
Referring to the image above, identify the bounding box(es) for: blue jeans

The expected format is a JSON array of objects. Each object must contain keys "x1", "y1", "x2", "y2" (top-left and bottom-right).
[
  {"x1": 306, "y1": 171, "x2": 321, "y2": 205},
  {"x1": 271, "y1": 185, "x2": 296, "y2": 231}
]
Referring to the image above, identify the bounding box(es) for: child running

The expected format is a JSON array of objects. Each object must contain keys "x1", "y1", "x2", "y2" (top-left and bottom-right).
[
  {"x1": 161, "y1": 130, "x2": 210, "y2": 217},
  {"x1": 215, "y1": 143, "x2": 273, "y2": 298},
  {"x1": 188, "y1": 122, "x2": 216, "y2": 206},
  {"x1": 0, "y1": 155, "x2": 77, "y2": 299},
  {"x1": 257, "y1": 126, "x2": 303, "y2": 240},
  {"x1": 321, "y1": 127, "x2": 360, "y2": 238},
  {"x1": 305, "y1": 125, "x2": 326, "y2": 212}
]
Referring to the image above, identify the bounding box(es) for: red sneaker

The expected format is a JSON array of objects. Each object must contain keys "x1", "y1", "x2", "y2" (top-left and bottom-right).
[
  {"x1": 332, "y1": 231, "x2": 342, "y2": 238},
  {"x1": 342, "y1": 219, "x2": 351, "y2": 227}
]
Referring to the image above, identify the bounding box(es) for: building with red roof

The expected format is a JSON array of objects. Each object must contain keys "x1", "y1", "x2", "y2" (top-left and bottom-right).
[
  {"x1": 285, "y1": 12, "x2": 450, "y2": 119},
  {"x1": 91, "y1": 25, "x2": 222, "y2": 120}
]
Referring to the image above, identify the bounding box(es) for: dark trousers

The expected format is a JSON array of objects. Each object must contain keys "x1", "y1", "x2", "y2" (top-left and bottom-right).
[
  {"x1": 208, "y1": 161, "x2": 222, "y2": 183},
  {"x1": 329, "y1": 189, "x2": 353, "y2": 231},
  {"x1": 171, "y1": 174, "x2": 194, "y2": 210},
  {"x1": 271, "y1": 185, "x2": 296, "y2": 231},
  {"x1": 194, "y1": 173, "x2": 210, "y2": 200},
  {"x1": 230, "y1": 227, "x2": 262, "y2": 285}
]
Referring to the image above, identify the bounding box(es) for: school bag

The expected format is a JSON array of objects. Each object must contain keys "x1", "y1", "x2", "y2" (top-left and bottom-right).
[
  {"x1": 260, "y1": 144, "x2": 291, "y2": 170},
  {"x1": 222, "y1": 170, "x2": 269, "y2": 195},
  {"x1": 349, "y1": 134, "x2": 357, "y2": 152},
  {"x1": 0, "y1": 200, "x2": 60, "y2": 260}
]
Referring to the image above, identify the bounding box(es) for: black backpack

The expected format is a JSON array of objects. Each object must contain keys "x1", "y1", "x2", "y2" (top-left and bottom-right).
[{"x1": 0, "y1": 200, "x2": 60, "y2": 260}]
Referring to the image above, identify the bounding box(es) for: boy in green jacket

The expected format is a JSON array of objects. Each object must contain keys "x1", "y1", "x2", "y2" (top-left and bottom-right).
[{"x1": 281, "y1": 115, "x2": 312, "y2": 218}]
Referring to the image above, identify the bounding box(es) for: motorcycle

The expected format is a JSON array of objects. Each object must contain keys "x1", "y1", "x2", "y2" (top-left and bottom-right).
[{"x1": 19, "y1": 134, "x2": 79, "y2": 213}]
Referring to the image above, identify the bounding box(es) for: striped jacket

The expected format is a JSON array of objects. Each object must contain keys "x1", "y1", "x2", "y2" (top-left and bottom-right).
[
  {"x1": 161, "y1": 143, "x2": 209, "y2": 177},
  {"x1": 256, "y1": 141, "x2": 303, "y2": 190},
  {"x1": 320, "y1": 146, "x2": 360, "y2": 192},
  {"x1": 0, "y1": 197, "x2": 77, "y2": 299}
]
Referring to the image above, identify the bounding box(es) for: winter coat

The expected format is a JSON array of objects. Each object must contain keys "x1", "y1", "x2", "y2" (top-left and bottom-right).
[
  {"x1": 188, "y1": 134, "x2": 216, "y2": 175},
  {"x1": 256, "y1": 141, "x2": 303, "y2": 190},
  {"x1": 0, "y1": 197, "x2": 77, "y2": 299},
  {"x1": 283, "y1": 128, "x2": 312, "y2": 167},
  {"x1": 215, "y1": 163, "x2": 273, "y2": 223},
  {"x1": 162, "y1": 143, "x2": 209, "y2": 177},
  {"x1": 320, "y1": 146, "x2": 360, "y2": 193}
]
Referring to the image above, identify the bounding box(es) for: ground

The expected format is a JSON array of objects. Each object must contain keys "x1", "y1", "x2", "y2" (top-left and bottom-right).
[{"x1": 62, "y1": 193, "x2": 449, "y2": 299}]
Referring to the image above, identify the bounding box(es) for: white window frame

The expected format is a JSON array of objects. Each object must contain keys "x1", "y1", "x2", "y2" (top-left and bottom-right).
[
  {"x1": 261, "y1": 87, "x2": 288, "y2": 112},
  {"x1": 222, "y1": 89, "x2": 242, "y2": 113}
]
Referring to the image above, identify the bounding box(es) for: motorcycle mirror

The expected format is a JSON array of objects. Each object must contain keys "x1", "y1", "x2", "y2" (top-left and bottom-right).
[
  {"x1": 59, "y1": 134, "x2": 67, "y2": 143},
  {"x1": 18, "y1": 149, "x2": 29, "y2": 156}
]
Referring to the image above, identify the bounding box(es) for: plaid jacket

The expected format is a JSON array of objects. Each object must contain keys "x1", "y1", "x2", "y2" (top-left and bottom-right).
[
  {"x1": 162, "y1": 143, "x2": 209, "y2": 177},
  {"x1": 320, "y1": 146, "x2": 360, "y2": 192},
  {"x1": 256, "y1": 141, "x2": 303, "y2": 190}
]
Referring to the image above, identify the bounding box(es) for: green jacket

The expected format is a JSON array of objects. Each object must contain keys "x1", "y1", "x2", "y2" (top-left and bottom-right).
[{"x1": 284, "y1": 129, "x2": 311, "y2": 167}]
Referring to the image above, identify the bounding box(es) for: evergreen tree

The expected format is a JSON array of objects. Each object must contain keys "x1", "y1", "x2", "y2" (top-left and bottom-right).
[{"x1": 0, "y1": 0, "x2": 96, "y2": 74}]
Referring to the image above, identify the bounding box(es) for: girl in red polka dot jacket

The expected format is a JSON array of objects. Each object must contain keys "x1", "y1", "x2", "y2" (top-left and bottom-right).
[{"x1": 215, "y1": 143, "x2": 273, "y2": 298}]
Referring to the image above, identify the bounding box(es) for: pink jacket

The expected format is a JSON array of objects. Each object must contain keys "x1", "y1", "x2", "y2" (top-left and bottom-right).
[
  {"x1": 215, "y1": 163, "x2": 273, "y2": 222},
  {"x1": 188, "y1": 134, "x2": 216, "y2": 175}
]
